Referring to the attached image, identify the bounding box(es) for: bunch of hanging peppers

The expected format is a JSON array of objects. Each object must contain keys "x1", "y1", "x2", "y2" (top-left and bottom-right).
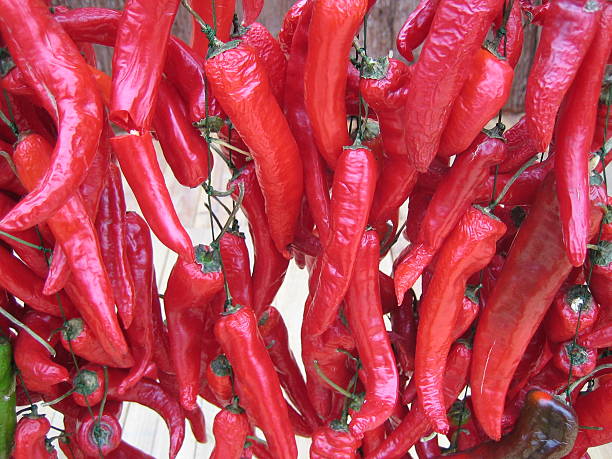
[{"x1": 0, "y1": 0, "x2": 609, "y2": 457}]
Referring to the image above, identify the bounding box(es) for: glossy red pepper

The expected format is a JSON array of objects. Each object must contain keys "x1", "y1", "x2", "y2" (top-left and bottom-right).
[
  {"x1": 106, "y1": 441, "x2": 154, "y2": 459},
  {"x1": 151, "y1": 275, "x2": 173, "y2": 376},
  {"x1": 438, "y1": 49, "x2": 513, "y2": 158},
  {"x1": 258, "y1": 306, "x2": 321, "y2": 432},
  {"x1": 525, "y1": 0, "x2": 602, "y2": 152},
  {"x1": 242, "y1": 0, "x2": 264, "y2": 25},
  {"x1": 13, "y1": 409, "x2": 57, "y2": 459},
  {"x1": 396, "y1": 0, "x2": 441, "y2": 62},
  {"x1": 551, "y1": 341, "x2": 597, "y2": 377},
  {"x1": 71, "y1": 364, "x2": 106, "y2": 407},
  {"x1": 304, "y1": 0, "x2": 368, "y2": 168},
  {"x1": 205, "y1": 39, "x2": 303, "y2": 257},
  {"x1": 345, "y1": 230, "x2": 398, "y2": 438},
  {"x1": 366, "y1": 342, "x2": 471, "y2": 459},
  {"x1": 415, "y1": 435, "x2": 441, "y2": 459},
  {"x1": 470, "y1": 175, "x2": 606, "y2": 441},
  {"x1": 278, "y1": 0, "x2": 308, "y2": 55},
  {"x1": 110, "y1": 132, "x2": 194, "y2": 261},
  {"x1": 403, "y1": 0, "x2": 504, "y2": 171},
  {"x1": 14, "y1": 134, "x2": 129, "y2": 362},
  {"x1": 14, "y1": 311, "x2": 69, "y2": 394},
  {"x1": 75, "y1": 403, "x2": 122, "y2": 457},
  {"x1": 446, "y1": 398, "x2": 488, "y2": 453},
  {"x1": 206, "y1": 355, "x2": 233, "y2": 406},
  {"x1": 164, "y1": 244, "x2": 223, "y2": 410},
  {"x1": 505, "y1": 327, "x2": 552, "y2": 400},
  {"x1": 0, "y1": 0, "x2": 103, "y2": 232},
  {"x1": 110, "y1": 0, "x2": 179, "y2": 131},
  {"x1": 153, "y1": 78, "x2": 211, "y2": 188},
  {"x1": 362, "y1": 426, "x2": 385, "y2": 457},
  {"x1": 215, "y1": 305, "x2": 297, "y2": 459},
  {"x1": 190, "y1": 0, "x2": 235, "y2": 56},
  {"x1": 219, "y1": 227, "x2": 253, "y2": 307},
  {"x1": 310, "y1": 424, "x2": 361, "y2": 459},
  {"x1": 211, "y1": 404, "x2": 250, "y2": 459},
  {"x1": 305, "y1": 142, "x2": 377, "y2": 336},
  {"x1": 544, "y1": 284, "x2": 599, "y2": 343}
]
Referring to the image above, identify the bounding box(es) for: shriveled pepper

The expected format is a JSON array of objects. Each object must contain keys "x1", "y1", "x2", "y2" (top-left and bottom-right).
[
  {"x1": 497, "y1": 117, "x2": 539, "y2": 174},
  {"x1": 13, "y1": 408, "x2": 56, "y2": 459},
  {"x1": 552, "y1": 341, "x2": 597, "y2": 377},
  {"x1": 0, "y1": 0, "x2": 103, "y2": 232},
  {"x1": 310, "y1": 423, "x2": 361, "y2": 459},
  {"x1": 210, "y1": 402, "x2": 250, "y2": 459},
  {"x1": 544, "y1": 284, "x2": 599, "y2": 343},
  {"x1": 278, "y1": 0, "x2": 309, "y2": 55},
  {"x1": 396, "y1": 0, "x2": 440, "y2": 62},
  {"x1": 190, "y1": 0, "x2": 235, "y2": 55}
]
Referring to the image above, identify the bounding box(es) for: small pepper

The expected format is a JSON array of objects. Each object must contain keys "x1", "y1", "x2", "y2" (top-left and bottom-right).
[
  {"x1": 206, "y1": 355, "x2": 233, "y2": 407},
  {"x1": 544, "y1": 284, "x2": 599, "y2": 343},
  {"x1": 13, "y1": 407, "x2": 56, "y2": 459},
  {"x1": 396, "y1": 0, "x2": 441, "y2": 62},
  {"x1": 210, "y1": 402, "x2": 250, "y2": 459},
  {"x1": 75, "y1": 403, "x2": 122, "y2": 457},
  {"x1": 310, "y1": 422, "x2": 361, "y2": 459},
  {"x1": 552, "y1": 341, "x2": 597, "y2": 377}
]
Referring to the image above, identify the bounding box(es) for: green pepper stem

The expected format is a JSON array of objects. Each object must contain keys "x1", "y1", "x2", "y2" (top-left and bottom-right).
[
  {"x1": 313, "y1": 360, "x2": 356, "y2": 400},
  {"x1": 488, "y1": 154, "x2": 539, "y2": 210},
  {"x1": 0, "y1": 307, "x2": 56, "y2": 356}
]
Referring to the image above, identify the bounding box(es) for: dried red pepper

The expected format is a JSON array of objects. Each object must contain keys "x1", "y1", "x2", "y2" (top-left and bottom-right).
[
  {"x1": 211, "y1": 402, "x2": 250, "y2": 459},
  {"x1": 552, "y1": 341, "x2": 597, "y2": 377},
  {"x1": 310, "y1": 423, "x2": 361, "y2": 459},
  {"x1": 75, "y1": 403, "x2": 122, "y2": 457},
  {"x1": 544, "y1": 284, "x2": 599, "y2": 343},
  {"x1": 190, "y1": 0, "x2": 235, "y2": 55},
  {"x1": 13, "y1": 408, "x2": 56, "y2": 459}
]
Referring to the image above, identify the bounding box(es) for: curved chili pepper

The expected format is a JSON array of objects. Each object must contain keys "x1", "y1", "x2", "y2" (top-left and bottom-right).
[
  {"x1": 278, "y1": 0, "x2": 308, "y2": 55},
  {"x1": 215, "y1": 305, "x2": 297, "y2": 459},
  {"x1": 205, "y1": 39, "x2": 303, "y2": 257},
  {"x1": 525, "y1": 0, "x2": 602, "y2": 152},
  {"x1": 106, "y1": 441, "x2": 154, "y2": 459},
  {"x1": 283, "y1": 0, "x2": 331, "y2": 245},
  {"x1": 403, "y1": 0, "x2": 504, "y2": 171},
  {"x1": 95, "y1": 163, "x2": 135, "y2": 329},
  {"x1": 60, "y1": 319, "x2": 133, "y2": 369},
  {"x1": 13, "y1": 409, "x2": 56, "y2": 459},
  {"x1": 110, "y1": 0, "x2": 179, "y2": 131},
  {"x1": 0, "y1": 0, "x2": 103, "y2": 232},
  {"x1": 552, "y1": 341, "x2": 597, "y2": 377},
  {"x1": 415, "y1": 435, "x2": 441, "y2": 459},
  {"x1": 75, "y1": 403, "x2": 122, "y2": 457},
  {"x1": 394, "y1": 132, "x2": 506, "y2": 303},
  {"x1": 438, "y1": 49, "x2": 513, "y2": 158},
  {"x1": 470, "y1": 175, "x2": 606, "y2": 441},
  {"x1": 219, "y1": 227, "x2": 253, "y2": 307},
  {"x1": 153, "y1": 78, "x2": 211, "y2": 188},
  {"x1": 211, "y1": 404, "x2": 250, "y2": 459},
  {"x1": 344, "y1": 230, "x2": 398, "y2": 438},
  {"x1": 496, "y1": 0, "x2": 524, "y2": 68},
  {"x1": 43, "y1": 245, "x2": 71, "y2": 297},
  {"x1": 0, "y1": 336, "x2": 15, "y2": 459},
  {"x1": 110, "y1": 132, "x2": 193, "y2": 261},
  {"x1": 366, "y1": 342, "x2": 471, "y2": 459},
  {"x1": 0, "y1": 142, "x2": 24, "y2": 196},
  {"x1": 396, "y1": 0, "x2": 440, "y2": 62},
  {"x1": 190, "y1": 0, "x2": 235, "y2": 56},
  {"x1": 258, "y1": 306, "x2": 321, "y2": 432},
  {"x1": 554, "y1": 6, "x2": 611, "y2": 267},
  {"x1": 164, "y1": 244, "x2": 224, "y2": 410},
  {"x1": 233, "y1": 22, "x2": 287, "y2": 106},
  {"x1": 242, "y1": 0, "x2": 264, "y2": 26},
  {"x1": 14, "y1": 134, "x2": 129, "y2": 362},
  {"x1": 544, "y1": 284, "x2": 599, "y2": 343},
  {"x1": 497, "y1": 117, "x2": 539, "y2": 174},
  {"x1": 121, "y1": 211, "x2": 155, "y2": 393},
  {"x1": 444, "y1": 391, "x2": 577, "y2": 458},
  {"x1": 206, "y1": 355, "x2": 233, "y2": 406},
  {"x1": 362, "y1": 426, "x2": 385, "y2": 457},
  {"x1": 310, "y1": 424, "x2": 361, "y2": 459},
  {"x1": 304, "y1": 0, "x2": 368, "y2": 168},
  {"x1": 14, "y1": 312, "x2": 69, "y2": 394},
  {"x1": 79, "y1": 120, "x2": 112, "y2": 220}
]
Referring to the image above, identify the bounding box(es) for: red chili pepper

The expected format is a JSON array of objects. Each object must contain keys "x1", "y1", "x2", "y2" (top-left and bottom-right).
[
  {"x1": 524, "y1": 0, "x2": 602, "y2": 152},
  {"x1": 110, "y1": 0, "x2": 179, "y2": 131},
  {"x1": 554, "y1": 6, "x2": 611, "y2": 266},
  {"x1": 71, "y1": 364, "x2": 106, "y2": 407},
  {"x1": 344, "y1": 230, "x2": 398, "y2": 438},
  {"x1": 0, "y1": 0, "x2": 103, "y2": 232},
  {"x1": 13, "y1": 408, "x2": 57, "y2": 459},
  {"x1": 304, "y1": 0, "x2": 368, "y2": 168},
  {"x1": 310, "y1": 423, "x2": 361, "y2": 459},
  {"x1": 205, "y1": 39, "x2": 303, "y2": 257},
  {"x1": 13, "y1": 134, "x2": 129, "y2": 362},
  {"x1": 366, "y1": 342, "x2": 471, "y2": 459},
  {"x1": 551, "y1": 341, "x2": 597, "y2": 377},
  {"x1": 451, "y1": 294, "x2": 480, "y2": 341},
  {"x1": 215, "y1": 305, "x2": 297, "y2": 459},
  {"x1": 0, "y1": 142, "x2": 25, "y2": 195},
  {"x1": 258, "y1": 306, "x2": 321, "y2": 432},
  {"x1": 60, "y1": 319, "x2": 133, "y2": 369},
  {"x1": 438, "y1": 49, "x2": 513, "y2": 158},
  {"x1": 283, "y1": 0, "x2": 331, "y2": 245},
  {"x1": 75, "y1": 403, "x2": 122, "y2": 457},
  {"x1": 79, "y1": 121, "x2": 112, "y2": 220},
  {"x1": 164, "y1": 244, "x2": 223, "y2": 410},
  {"x1": 544, "y1": 284, "x2": 600, "y2": 343},
  {"x1": 496, "y1": 0, "x2": 524, "y2": 68},
  {"x1": 278, "y1": 0, "x2": 309, "y2": 55},
  {"x1": 153, "y1": 78, "x2": 211, "y2": 188},
  {"x1": 415, "y1": 206, "x2": 505, "y2": 433},
  {"x1": 106, "y1": 441, "x2": 154, "y2": 459},
  {"x1": 206, "y1": 355, "x2": 234, "y2": 407},
  {"x1": 120, "y1": 212, "x2": 155, "y2": 393},
  {"x1": 305, "y1": 142, "x2": 377, "y2": 336},
  {"x1": 394, "y1": 132, "x2": 506, "y2": 303},
  {"x1": 211, "y1": 404, "x2": 250, "y2": 459},
  {"x1": 242, "y1": 0, "x2": 264, "y2": 26},
  {"x1": 389, "y1": 290, "x2": 417, "y2": 376},
  {"x1": 403, "y1": 0, "x2": 504, "y2": 171},
  {"x1": 95, "y1": 163, "x2": 135, "y2": 329},
  {"x1": 362, "y1": 425, "x2": 385, "y2": 457},
  {"x1": 497, "y1": 117, "x2": 539, "y2": 174},
  {"x1": 446, "y1": 398, "x2": 488, "y2": 452},
  {"x1": 470, "y1": 174, "x2": 606, "y2": 441},
  {"x1": 151, "y1": 275, "x2": 173, "y2": 375},
  {"x1": 190, "y1": 0, "x2": 235, "y2": 56},
  {"x1": 110, "y1": 132, "x2": 194, "y2": 261},
  {"x1": 415, "y1": 435, "x2": 441, "y2": 459},
  {"x1": 219, "y1": 227, "x2": 254, "y2": 307},
  {"x1": 396, "y1": 0, "x2": 441, "y2": 62}
]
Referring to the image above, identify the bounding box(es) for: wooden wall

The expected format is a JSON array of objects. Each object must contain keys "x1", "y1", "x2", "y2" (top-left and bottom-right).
[{"x1": 54, "y1": 0, "x2": 535, "y2": 112}]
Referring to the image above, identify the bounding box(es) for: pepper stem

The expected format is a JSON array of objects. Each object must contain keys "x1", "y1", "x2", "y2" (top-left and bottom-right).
[
  {"x1": 313, "y1": 360, "x2": 356, "y2": 400},
  {"x1": 488, "y1": 154, "x2": 539, "y2": 210},
  {"x1": 0, "y1": 307, "x2": 56, "y2": 356}
]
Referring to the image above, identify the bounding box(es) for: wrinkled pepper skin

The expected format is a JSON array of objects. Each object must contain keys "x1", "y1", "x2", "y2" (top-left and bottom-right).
[
  {"x1": 438, "y1": 48, "x2": 513, "y2": 158},
  {"x1": 402, "y1": 0, "x2": 504, "y2": 171},
  {"x1": 551, "y1": 341, "x2": 596, "y2": 377},
  {"x1": 13, "y1": 411, "x2": 56, "y2": 459},
  {"x1": 0, "y1": 0, "x2": 103, "y2": 232},
  {"x1": 310, "y1": 425, "x2": 361, "y2": 459},
  {"x1": 396, "y1": 0, "x2": 441, "y2": 62},
  {"x1": 524, "y1": 0, "x2": 602, "y2": 152},
  {"x1": 190, "y1": 0, "x2": 234, "y2": 55},
  {"x1": 470, "y1": 175, "x2": 606, "y2": 441},
  {"x1": 345, "y1": 230, "x2": 398, "y2": 438},
  {"x1": 278, "y1": 0, "x2": 309, "y2": 55},
  {"x1": 75, "y1": 405, "x2": 122, "y2": 457},
  {"x1": 206, "y1": 41, "x2": 303, "y2": 257},
  {"x1": 215, "y1": 305, "x2": 298, "y2": 459},
  {"x1": 544, "y1": 284, "x2": 599, "y2": 343},
  {"x1": 210, "y1": 407, "x2": 250, "y2": 459},
  {"x1": 304, "y1": 0, "x2": 368, "y2": 168}
]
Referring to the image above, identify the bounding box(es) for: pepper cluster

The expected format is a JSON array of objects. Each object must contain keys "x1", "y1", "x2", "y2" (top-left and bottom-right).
[{"x1": 0, "y1": 0, "x2": 610, "y2": 457}]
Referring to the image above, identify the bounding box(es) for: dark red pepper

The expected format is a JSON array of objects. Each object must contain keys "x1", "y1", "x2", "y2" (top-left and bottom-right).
[{"x1": 544, "y1": 284, "x2": 599, "y2": 343}]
